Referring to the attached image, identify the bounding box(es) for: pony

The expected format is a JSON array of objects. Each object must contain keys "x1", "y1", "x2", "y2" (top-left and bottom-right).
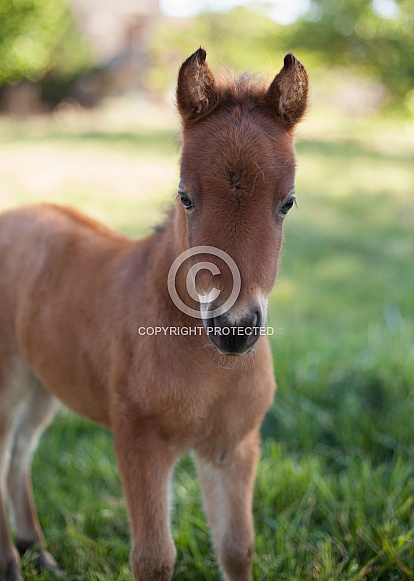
[{"x1": 0, "y1": 49, "x2": 308, "y2": 581}]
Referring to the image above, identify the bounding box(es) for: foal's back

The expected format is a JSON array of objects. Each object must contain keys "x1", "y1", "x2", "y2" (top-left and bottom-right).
[{"x1": 0, "y1": 204, "x2": 134, "y2": 425}]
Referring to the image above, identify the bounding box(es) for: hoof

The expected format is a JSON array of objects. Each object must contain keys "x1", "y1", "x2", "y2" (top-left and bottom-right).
[
  {"x1": 16, "y1": 540, "x2": 64, "y2": 577},
  {"x1": 35, "y1": 549, "x2": 64, "y2": 577}
]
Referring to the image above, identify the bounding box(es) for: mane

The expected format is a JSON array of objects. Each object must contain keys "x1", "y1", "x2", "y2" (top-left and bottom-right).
[{"x1": 215, "y1": 70, "x2": 268, "y2": 109}]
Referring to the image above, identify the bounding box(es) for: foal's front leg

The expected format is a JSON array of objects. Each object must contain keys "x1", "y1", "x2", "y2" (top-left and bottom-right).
[
  {"x1": 195, "y1": 429, "x2": 260, "y2": 581},
  {"x1": 114, "y1": 422, "x2": 178, "y2": 581}
]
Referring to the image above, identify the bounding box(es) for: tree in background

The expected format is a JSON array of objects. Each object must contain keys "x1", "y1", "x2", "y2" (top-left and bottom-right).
[
  {"x1": 148, "y1": 7, "x2": 287, "y2": 91},
  {"x1": 285, "y1": 0, "x2": 414, "y2": 110},
  {"x1": 150, "y1": 1, "x2": 413, "y2": 113},
  {"x1": 0, "y1": 0, "x2": 92, "y2": 90},
  {"x1": 1, "y1": 0, "x2": 412, "y2": 113}
]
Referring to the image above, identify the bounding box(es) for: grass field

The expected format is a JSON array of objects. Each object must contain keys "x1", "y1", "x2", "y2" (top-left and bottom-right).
[{"x1": 0, "y1": 105, "x2": 413, "y2": 580}]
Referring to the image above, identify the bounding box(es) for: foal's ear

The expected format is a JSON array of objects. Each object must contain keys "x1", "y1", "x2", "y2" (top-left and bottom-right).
[
  {"x1": 177, "y1": 48, "x2": 219, "y2": 123},
  {"x1": 266, "y1": 53, "x2": 309, "y2": 130}
]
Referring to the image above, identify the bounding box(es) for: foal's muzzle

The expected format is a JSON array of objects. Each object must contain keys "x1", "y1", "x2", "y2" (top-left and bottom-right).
[{"x1": 203, "y1": 308, "x2": 263, "y2": 356}]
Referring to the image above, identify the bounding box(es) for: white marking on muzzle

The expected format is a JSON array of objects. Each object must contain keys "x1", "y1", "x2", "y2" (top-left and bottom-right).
[
  {"x1": 199, "y1": 292, "x2": 269, "y2": 326},
  {"x1": 198, "y1": 290, "x2": 220, "y2": 322}
]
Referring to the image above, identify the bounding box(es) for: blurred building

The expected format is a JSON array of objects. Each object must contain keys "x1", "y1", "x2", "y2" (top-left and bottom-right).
[
  {"x1": 0, "y1": 0, "x2": 161, "y2": 114},
  {"x1": 68, "y1": 0, "x2": 160, "y2": 105},
  {"x1": 69, "y1": 0, "x2": 160, "y2": 64}
]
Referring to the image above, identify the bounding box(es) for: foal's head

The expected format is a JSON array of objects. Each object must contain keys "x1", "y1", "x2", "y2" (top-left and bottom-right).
[{"x1": 175, "y1": 49, "x2": 308, "y2": 356}]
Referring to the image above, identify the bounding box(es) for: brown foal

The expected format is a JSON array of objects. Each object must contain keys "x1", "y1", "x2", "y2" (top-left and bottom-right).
[{"x1": 0, "y1": 49, "x2": 308, "y2": 580}]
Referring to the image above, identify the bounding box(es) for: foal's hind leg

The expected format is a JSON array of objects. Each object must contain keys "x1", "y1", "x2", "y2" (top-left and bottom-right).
[
  {"x1": 0, "y1": 423, "x2": 23, "y2": 581},
  {"x1": 6, "y1": 377, "x2": 60, "y2": 575},
  {"x1": 0, "y1": 364, "x2": 26, "y2": 581}
]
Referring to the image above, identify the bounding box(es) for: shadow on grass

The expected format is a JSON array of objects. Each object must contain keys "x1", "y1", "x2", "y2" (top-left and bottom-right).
[
  {"x1": 3, "y1": 124, "x2": 412, "y2": 164},
  {"x1": 297, "y1": 138, "x2": 413, "y2": 163},
  {"x1": 1, "y1": 128, "x2": 179, "y2": 154}
]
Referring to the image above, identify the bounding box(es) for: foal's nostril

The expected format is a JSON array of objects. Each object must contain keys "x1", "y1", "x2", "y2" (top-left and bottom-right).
[
  {"x1": 204, "y1": 307, "x2": 263, "y2": 355},
  {"x1": 244, "y1": 309, "x2": 262, "y2": 346}
]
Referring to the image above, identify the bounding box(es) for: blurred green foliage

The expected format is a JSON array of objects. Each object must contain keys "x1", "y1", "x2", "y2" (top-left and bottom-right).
[
  {"x1": 1, "y1": 1, "x2": 413, "y2": 111},
  {"x1": 0, "y1": 0, "x2": 92, "y2": 85},
  {"x1": 150, "y1": 2, "x2": 414, "y2": 111},
  {"x1": 149, "y1": 7, "x2": 287, "y2": 88},
  {"x1": 288, "y1": 0, "x2": 414, "y2": 108}
]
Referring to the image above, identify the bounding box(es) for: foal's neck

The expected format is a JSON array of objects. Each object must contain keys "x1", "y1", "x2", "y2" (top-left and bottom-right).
[{"x1": 141, "y1": 205, "x2": 195, "y2": 326}]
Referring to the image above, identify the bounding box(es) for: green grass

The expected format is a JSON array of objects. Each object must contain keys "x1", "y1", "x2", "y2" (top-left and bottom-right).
[{"x1": 2, "y1": 110, "x2": 413, "y2": 580}]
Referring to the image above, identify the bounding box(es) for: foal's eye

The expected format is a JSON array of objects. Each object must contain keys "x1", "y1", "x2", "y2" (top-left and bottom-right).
[
  {"x1": 280, "y1": 195, "x2": 296, "y2": 216},
  {"x1": 178, "y1": 187, "x2": 194, "y2": 210},
  {"x1": 180, "y1": 195, "x2": 194, "y2": 210}
]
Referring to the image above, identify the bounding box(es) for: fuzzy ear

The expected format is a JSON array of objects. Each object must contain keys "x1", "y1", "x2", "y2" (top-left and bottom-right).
[
  {"x1": 176, "y1": 48, "x2": 219, "y2": 123},
  {"x1": 266, "y1": 53, "x2": 308, "y2": 130}
]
